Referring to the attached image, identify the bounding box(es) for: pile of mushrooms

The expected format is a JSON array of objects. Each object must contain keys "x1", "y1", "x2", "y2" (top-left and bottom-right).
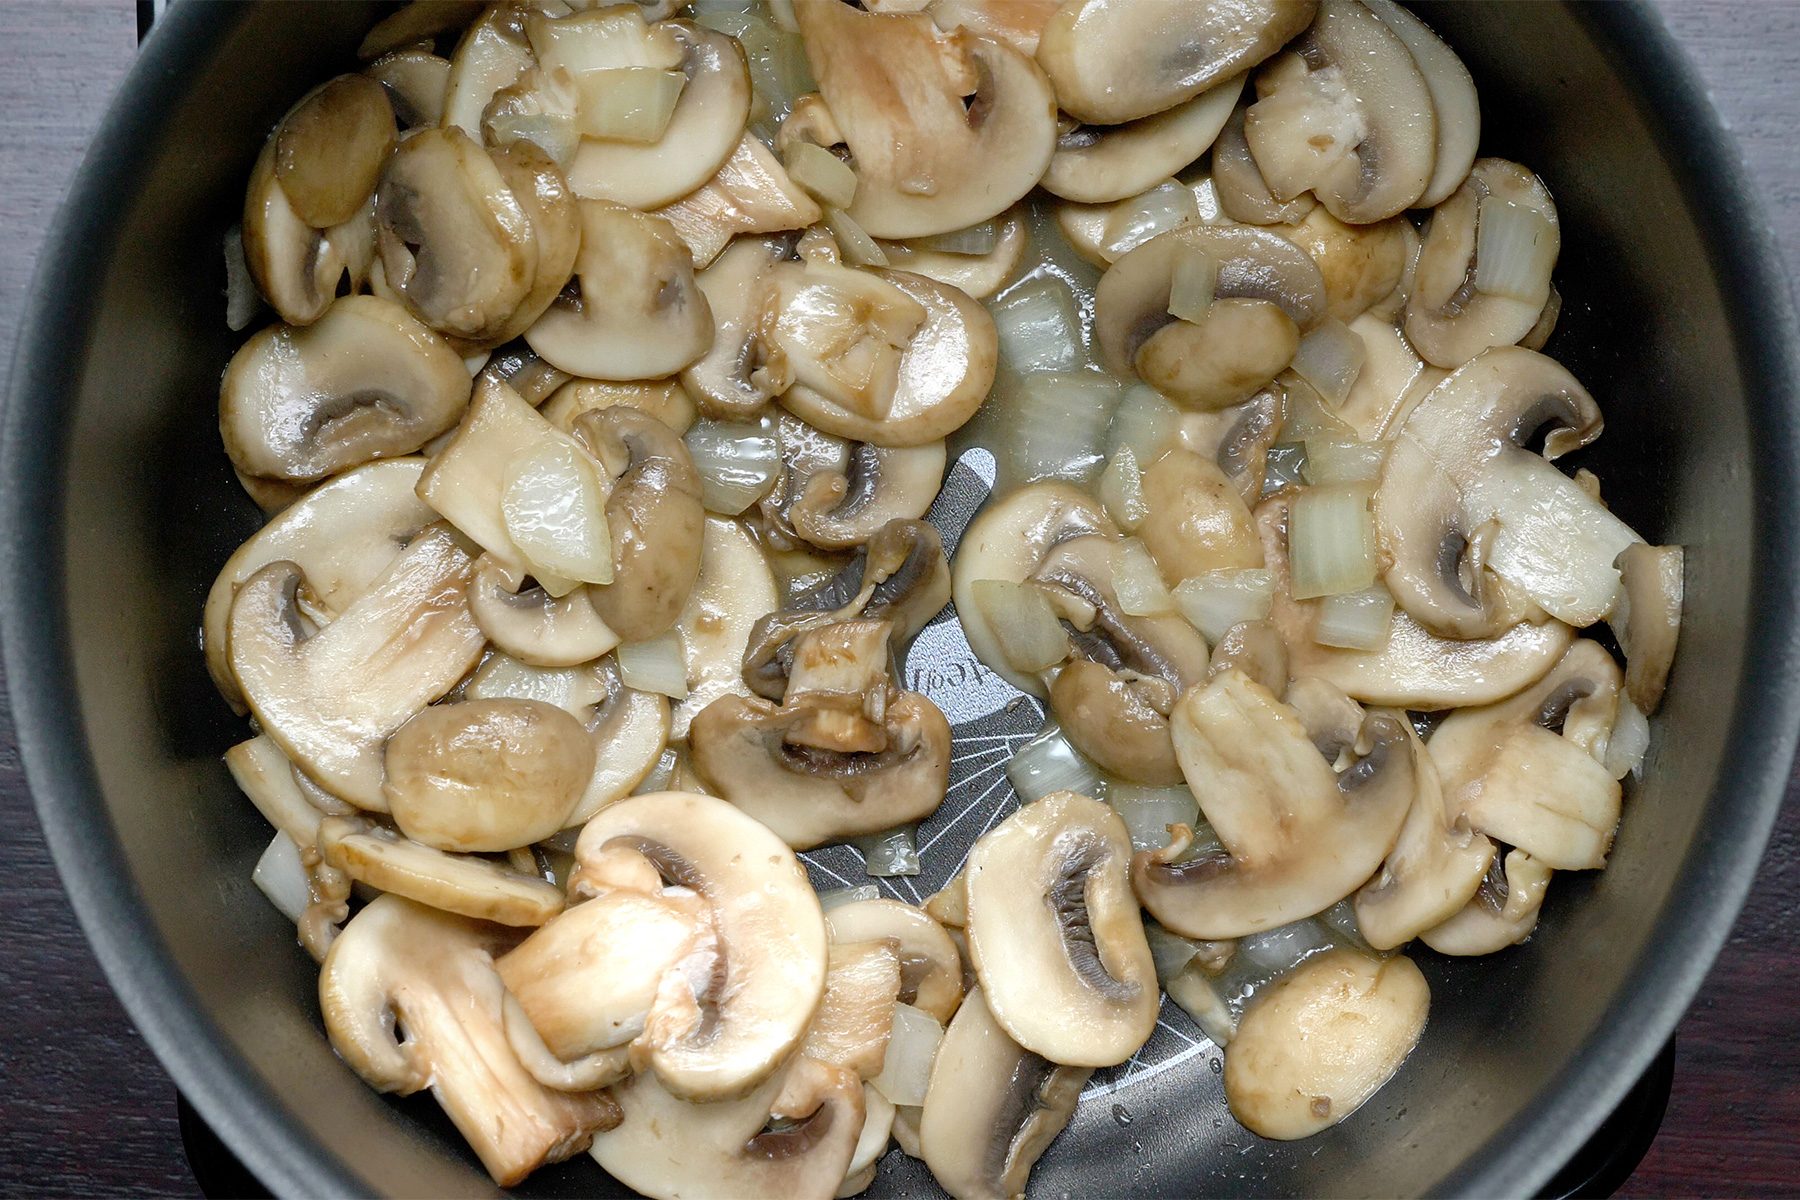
[{"x1": 208, "y1": 0, "x2": 1681, "y2": 1195}]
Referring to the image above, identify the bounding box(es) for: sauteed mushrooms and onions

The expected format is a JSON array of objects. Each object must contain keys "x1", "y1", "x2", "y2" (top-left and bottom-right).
[{"x1": 208, "y1": 2, "x2": 1679, "y2": 1195}]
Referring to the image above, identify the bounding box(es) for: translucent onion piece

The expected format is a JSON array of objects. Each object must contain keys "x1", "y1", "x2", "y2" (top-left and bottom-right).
[
  {"x1": 1261, "y1": 442, "x2": 1309, "y2": 494},
  {"x1": 784, "y1": 141, "x2": 858, "y2": 209},
  {"x1": 870, "y1": 1003, "x2": 943, "y2": 1107},
  {"x1": 1282, "y1": 377, "x2": 1355, "y2": 441},
  {"x1": 1475, "y1": 196, "x2": 1558, "y2": 303},
  {"x1": 855, "y1": 826, "x2": 920, "y2": 877},
  {"x1": 1303, "y1": 437, "x2": 1388, "y2": 486},
  {"x1": 253, "y1": 832, "x2": 309, "y2": 924},
  {"x1": 1009, "y1": 370, "x2": 1120, "y2": 484},
  {"x1": 1108, "y1": 383, "x2": 1182, "y2": 465},
  {"x1": 1165, "y1": 965, "x2": 1235, "y2": 1047},
  {"x1": 824, "y1": 206, "x2": 890, "y2": 267},
  {"x1": 529, "y1": 9, "x2": 683, "y2": 76},
  {"x1": 684, "y1": 420, "x2": 779, "y2": 515},
  {"x1": 1144, "y1": 921, "x2": 1202, "y2": 983},
  {"x1": 616, "y1": 632, "x2": 689, "y2": 699},
  {"x1": 1098, "y1": 445, "x2": 1149, "y2": 531},
  {"x1": 1101, "y1": 180, "x2": 1199, "y2": 262},
  {"x1": 698, "y1": 9, "x2": 813, "y2": 128},
  {"x1": 1114, "y1": 539, "x2": 1176, "y2": 617},
  {"x1": 989, "y1": 276, "x2": 1083, "y2": 375},
  {"x1": 1289, "y1": 318, "x2": 1367, "y2": 409},
  {"x1": 819, "y1": 884, "x2": 881, "y2": 911},
  {"x1": 489, "y1": 111, "x2": 581, "y2": 168},
  {"x1": 466, "y1": 654, "x2": 608, "y2": 717},
  {"x1": 908, "y1": 220, "x2": 999, "y2": 256},
  {"x1": 223, "y1": 225, "x2": 260, "y2": 333},
  {"x1": 1007, "y1": 725, "x2": 1105, "y2": 802},
  {"x1": 970, "y1": 579, "x2": 1071, "y2": 674},
  {"x1": 570, "y1": 67, "x2": 686, "y2": 143},
  {"x1": 1288, "y1": 483, "x2": 1377, "y2": 600},
  {"x1": 1167, "y1": 248, "x2": 1219, "y2": 324},
  {"x1": 1173, "y1": 569, "x2": 1275, "y2": 643},
  {"x1": 1312, "y1": 584, "x2": 1396, "y2": 651},
  {"x1": 501, "y1": 441, "x2": 614, "y2": 591},
  {"x1": 1605, "y1": 698, "x2": 1651, "y2": 781},
  {"x1": 1110, "y1": 782, "x2": 1202, "y2": 853}
]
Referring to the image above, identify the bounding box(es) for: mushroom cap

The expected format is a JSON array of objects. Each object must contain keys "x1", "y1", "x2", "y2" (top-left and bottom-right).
[
  {"x1": 1036, "y1": 0, "x2": 1316, "y2": 125},
  {"x1": 383, "y1": 698, "x2": 594, "y2": 852},
  {"x1": 275, "y1": 74, "x2": 399, "y2": 229},
  {"x1": 220, "y1": 295, "x2": 472, "y2": 483},
  {"x1": 1208, "y1": 618, "x2": 1290, "y2": 697},
  {"x1": 366, "y1": 47, "x2": 451, "y2": 129},
  {"x1": 1271, "y1": 207, "x2": 1412, "y2": 323},
  {"x1": 825, "y1": 897, "x2": 965, "y2": 1024},
  {"x1": 1041, "y1": 75, "x2": 1244, "y2": 205},
  {"x1": 575, "y1": 790, "x2": 828, "y2": 1100},
  {"x1": 478, "y1": 141, "x2": 584, "y2": 349},
  {"x1": 917, "y1": 986, "x2": 1090, "y2": 1200},
  {"x1": 543, "y1": 376, "x2": 698, "y2": 435},
  {"x1": 1223, "y1": 947, "x2": 1428, "y2": 1139},
  {"x1": 227, "y1": 526, "x2": 486, "y2": 810},
  {"x1": 1212, "y1": 100, "x2": 1316, "y2": 226},
  {"x1": 670, "y1": 514, "x2": 780, "y2": 740},
  {"x1": 1335, "y1": 312, "x2": 1442, "y2": 441},
  {"x1": 566, "y1": 661, "x2": 673, "y2": 825},
  {"x1": 1420, "y1": 847, "x2": 1554, "y2": 956},
  {"x1": 318, "y1": 815, "x2": 567, "y2": 926},
  {"x1": 1137, "y1": 446, "x2": 1265, "y2": 581},
  {"x1": 467, "y1": 554, "x2": 621, "y2": 667},
  {"x1": 1132, "y1": 669, "x2": 1415, "y2": 939},
  {"x1": 966, "y1": 790, "x2": 1159, "y2": 1067},
  {"x1": 681, "y1": 235, "x2": 788, "y2": 420}
]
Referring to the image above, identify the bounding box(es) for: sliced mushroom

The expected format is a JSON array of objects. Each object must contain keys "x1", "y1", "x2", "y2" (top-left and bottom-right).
[
  {"x1": 274, "y1": 74, "x2": 398, "y2": 230},
  {"x1": 1037, "y1": 0, "x2": 1315, "y2": 125},
  {"x1": 358, "y1": 0, "x2": 484, "y2": 61},
  {"x1": 221, "y1": 296, "x2": 470, "y2": 483},
  {"x1": 366, "y1": 48, "x2": 451, "y2": 129},
  {"x1": 681, "y1": 235, "x2": 787, "y2": 419},
  {"x1": 1136, "y1": 447, "x2": 1263, "y2": 581},
  {"x1": 567, "y1": 22, "x2": 753, "y2": 209},
  {"x1": 1042, "y1": 75, "x2": 1243, "y2": 204},
  {"x1": 1258, "y1": 493, "x2": 1574, "y2": 707},
  {"x1": 479, "y1": 342, "x2": 573, "y2": 407},
  {"x1": 242, "y1": 132, "x2": 377, "y2": 327},
  {"x1": 226, "y1": 734, "x2": 349, "y2": 847},
  {"x1": 572, "y1": 406, "x2": 707, "y2": 640},
  {"x1": 1610, "y1": 543, "x2": 1683, "y2": 713},
  {"x1": 1243, "y1": 0, "x2": 1436, "y2": 224},
  {"x1": 1271, "y1": 207, "x2": 1412, "y2": 323},
  {"x1": 1209, "y1": 619, "x2": 1289, "y2": 695},
  {"x1": 840, "y1": 1084, "x2": 897, "y2": 1197},
  {"x1": 481, "y1": 140, "x2": 583, "y2": 347},
  {"x1": 1375, "y1": 347, "x2": 1639, "y2": 636},
  {"x1": 667, "y1": 514, "x2": 780, "y2": 739},
  {"x1": 319, "y1": 895, "x2": 617, "y2": 1186},
  {"x1": 592, "y1": 1056, "x2": 865, "y2": 1200},
  {"x1": 574, "y1": 790, "x2": 829, "y2": 1100},
  {"x1": 1362, "y1": 0, "x2": 1479, "y2": 208},
  {"x1": 567, "y1": 659, "x2": 673, "y2": 825},
  {"x1": 801, "y1": 939, "x2": 904, "y2": 1079},
  {"x1": 1335, "y1": 312, "x2": 1442, "y2": 441},
  {"x1": 228, "y1": 527, "x2": 485, "y2": 809},
  {"x1": 788, "y1": 440, "x2": 948, "y2": 551},
  {"x1": 1404, "y1": 159, "x2": 1561, "y2": 369},
  {"x1": 875, "y1": 208, "x2": 1030, "y2": 301},
  {"x1": 1133, "y1": 669, "x2": 1413, "y2": 939},
  {"x1": 926, "y1": 0, "x2": 1060, "y2": 56},
  {"x1": 543, "y1": 377, "x2": 698, "y2": 435},
  {"x1": 653, "y1": 133, "x2": 822, "y2": 270},
  {"x1": 826, "y1": 897, "x2": 964, "y2": 1023},
  {"x1": 965, "y1": 791, "x2": 1157, "y2": 1067},
  {"x1": 1420, "y1": 847, "x2": 1553, "y2": 955},
  {"x1": 795, "y1": 4, "x2": 1057, "y2": 239},
  {"x1": 319, "y1": 816, "x2": 565, "y2": 926},
  {"x1": 1053, "y1": 170, "x2": 1225, "y2": 268},
  {"x1": 441, "y1": 1, "x2": 534, "y2": 135},
  {"x1": 468, "y1": 554, "x2": 621, "y2": 667},
  {"x1": 1212, "y1": 102, "x2": 1315, "y2": 226},
  {"x1": 383, "y1": 698, "x2": 593, "y2": 852},
  {"x1": 1177, "y1": 384, "x2": 1289, "y2": 506},
  {"x1": 917, "y1": 986, "x2": 1090, "y2": 1200},
  {"x1": 1223, "y1": 947, "x2": 1428, "y2": 1139}
]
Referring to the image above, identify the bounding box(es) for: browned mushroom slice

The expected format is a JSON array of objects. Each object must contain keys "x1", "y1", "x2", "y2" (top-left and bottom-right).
[
  {"x1": 682, "y1": 236, "x2": 787, "y2": 420},
  {"x1": 669, "y1": 514, "x2": 781, "y2": 740},
  {"x1": 1420, "y1": 847, "x2": 1553, "y2": 955},
  {"x1": 366, "y1": 48, "x2": 451, "y2": 129},
  {"x1": 1208, "y1": 619, "x2": 1289, "y2": 695},
  {"x1": 1610, "y1": 542, "x2": 1683, "y2": 713},
  {"x1": 358, "y1": 0, "x2": 484, "y2": 61},
  {"x1": 787, "y1": 439, "x2": 947, "y2": 551},
  {"x1": 1041, "y1": 76, "x2": 1243, "y2": 205},
  {"x1": 1271, "y1": 207, "x2": 1412, "y2": 323},
  {"x1": 800, "y1": 939, "x2": 904, "y2": 1080},
  {"x1": 652, "y1": 133, "x2": 822, "y2": 269},
  {"x1": 479, "y1": 342, "x2": 572, "y2": 407},
  {"x1": 826, "y1": 897, "x2": 965, "y2": 1024},
  {"x1": 1136, "y1": 447, "x2": 1264, "y2": 581},
  {"x1": 478, "y1": 142, "x2": 582, "y2": 348},
  {"x1": 1212, "y1": 102, "x2": 1315, "y2": 226},
  {"x1": 1363, "y1": 0, "x2": 1479, "y2": 207},
  {"x1": 318, "y1": 816, "x2": 566, "y2": 926},
  {"x1": 273, "y1": 75, "x2": 398, "y2": 231},
  {"x1": 543, "y1": 377, "x2": 698, "y2": 435},
  {"x1": 242, "y1": 136, "x2": 377, "y2": 327},
  {"x1": 467, "y1": 555, "x2": 620, "y2": 668}
]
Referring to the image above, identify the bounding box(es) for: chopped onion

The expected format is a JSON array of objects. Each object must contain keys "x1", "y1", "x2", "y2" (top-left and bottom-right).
[
  {"x1": 970, "y1": 579, "x2": 1070, "y2": 674},
  {"x1": 989, "y1": 276, "x2": 1082, "y2": 374},
  {"x1": 467, "y1": 654, "x2": 607, "y2": 717},
  {"x1": 870, "y1": 1003, "x2": 943, "y2": 1107},
  {"x1": 1289, "y1": 318, "x2": 1366, "y2": 408},
  {"x1": 784, "y1": 141, "x2": 857, "y2": 209},
  {"x1": 684, "y1": 420, "x2": 779, "y2": 515},
  {"x1": 766, "y1": 0, "x2": 799, "y2": 32},
  {"x1": 1282, "y1": 374, "x2": 1355, "y2": 440},
  {"x1": 1165, "y1": 963, "x2": 1235, "y2": 1046},
  {"x1": 222, "y1": 225, "x2": 260, "y2": 332},
  {"x1": 1166, "y1": 247, "x2": 1218, "y2": 324},
  {"x1": 1304, "y1": 437, "x2": 1388, "y2": 485},
  {"x1": 1605, "y1": 699, "x2": 1651, "y2": 780},
  {"x1": 1475, "y1": 196, "x2": 1558, "y2": 303},
  {"x1": 693, "y1": 8, "x2": 813, "y2": 127},
  {"x1": 1108, "y1": 383, "x2": 1181, "y2": 465},
  {"x1": 1098, "y1": 445, "x2": 1149, "y2": 530},
  {"x1": 488, "y1": 111, "x2": 580, "y2": 166},
  {"x1": 571, "y1": 67, "x2": 685, "y2": 141},
  {"x1": 1110, "y1": 783, "x2": 1201, "y2": 853},
  {"x1": 1144, "y1": 921, "x2": 1201, "y2": 983},
  {"x1": 1114, "y1": 539, "x2": 1175, "y2": 616},
  {"x1": 909, "y1": 220, "x2": 999, "y2": 256},
  {"x1": 1008, "y1": 370, "x2": 1119, "y2": 484},
  {"x1": 854, "y1": 826, "x2": 919, "y2": 877},
  {"x1": 819, "y1": 884, "x2": 880, "y2": 911},
  {"x1": 1316, "y1": 898, "x2": 1372, "y2": 950},
  {"x1": 1313, "y1": 584, "x2": 1395, "y2": 651},
  {"x1": 616, "y1": 632, "x2": 689, "y2": 699},
  {"x1": 1262, "y1": 441, "x2": 1309, "y2": 493},
  {"x1": 1288, "y1": 483, "x2": 1377, "y2": 600},
  {"x1": 1008, "y1": 725, "x2": 1105, "y2": 802},
  {"x1": 529, "y1": 8, "x2": 683, "y2": 76},
  {"x1": 824, "y1": 206, "x2": 889, "y2": 267},
  {"x1": 1173, "y1": 569, "x2": 1275, "y2": 643},
  {"x1": 1101, "y1": 180, "x2": 1199, "y2": 262},
  {"x1": 253, "y1": 832, "x2": 309, "y2": 924},
  {"x1": 501, "y1": 441, "x2": 614, "y2": 591}
]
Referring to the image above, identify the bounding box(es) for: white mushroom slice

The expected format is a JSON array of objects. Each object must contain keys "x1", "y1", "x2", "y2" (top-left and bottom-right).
[
  {"x1": 670, "y1": 515, "x2": 780, "y2": 740},
  {"x1": 543, "y1": 377, "x2": 698, "y2": 435},
  {"x1": 777, "y1": 267, "x2": 998, "y2": 448},
  {"x1": 789, "y1": 440, "x2": 948, "y2": 551},
  {"x1": 1178, "y1": 385, "x2": 1289, "y2": 506},
  {"x1": 1362, "y1": 0, "x2": 1479, "y2": 208},
  {"x1": 481, "y1": 141, "x2": 584, "y2": 347},
  {"x1": 1405, "y1": 160, "x2": 1561, "y2": 369},
  {"x1": 966, "y1": 791, "x2": 1157, "y2": 1067},
  {"x1": 1037, "y1": 0, "x2": 1315, "y2": 125},
  {"x1": 319, "y1": 895, "x2": 617, "y2": 1187},
  {"x1": 1456, "y1": 723, "x2": 1621, "y2": 870},
  {"x1": 221, "y1": 297, "x2": 471, "y2": 483},
  {"x1": 1610, "y1": 542, "x2": 1683, "y2": 714},
  {"x1": 442, "y1": 2, "x2": 534, "y2": 136},
  {"x1": 228, "y1": 527, "x2": 485, "y2": 810},
  {"x1": 1133, "y1": 670, "x2": 1414, "y2": 940},
  {"x1": 1223, "y1": 947, "x2": 1428, "y2": 1139},
  {"x1": 567, "y1": 662, "x2": 673, "y2": 824},
  {"x1": 359, "y1": 0, "x2": 484, "y2": 62},
  {"x1": 366, "y1": 47, "x2": 450, "y2": 129},
  {"x1": 1336, "y1": 312, "x2": 1442, "y2": 441},
  {"x1": 592, "y1": 1057, "x2": 864, "y2": 1200},
  {"x1": 876, "y1": 208, "x2": 1030, "y2": 301},
  {"x1": 952, "y1": 482, "x2": 1118, "y2": 695},
  {"x1": 463, "y1": 652, "x2": 607, "y2": 718},
  {"x1": 241, "y1": 137, "x2": 375, "y2": 327},
  {"x1": 318, "y1": 816, "x2": 565, "y2": 926},
  {"x1": 802, "y1": 939, "x2": 904, "y2": 1079},
  {"x1": 1425, "y1": 639, "x2": 1624, "y2": 781},
  {"x1": 225, "y1": 734, "x2": 348, "y2": 847},
  {"x1": 917, "y1": 986, "x2": 1090, "y2": 1200},
  {"x1": 682, "y1": 236, "x2": 787, "y2": 419},
  {"x1": 1211, "y1": 102, "x2": 1315, "y2": 226},
  {"x1": 826, "y1": 898, "x2": 964, "y2": 1023},
  {"x1": 468, "y1": 554, "x2": 621, "y2": 667},
  {"x1": 204, "y1": 459, "x2": 435, "y2": 710},
  {"x1": 383, "y1": 699, "x2": 594, "y2": 852},
  {"x1": 794, "y1": 4, "x2": 1057, "y2": 239},
  {"x1": 653, "y1": 133, "x2": 822, "y2": 270},
  {"x1": 1257, "y1": 493, "x2": 1575, "y2": 707},
  {"x1": 1041, "y1": 76, "x2": 1243, "y2": 205},
  {"x1": 926, "y1": 0, "x2": 1060, "y2": 55},
  {"x1": 840, "y1": 1085, "x2": 897, "y2": 1198},
  {"x1": 1244, "y1": 0, "x2": 1436, "y2": 224},
  {"x1": 1136, "y1": 447, "x2": 1263, "y2": 580},
  {"x1": 574, "y1": 791, "x2": 829, "y2": 1099},
  {"x1": 567, "y1": 22, "x2": 752, "y2": 209},
  {"x1": 1420, "y1": 848, "x2": 1553, "y2": 955},
  {"x1": 1271, "y1": 207, "x2": 1412, "y2": 323},
  {"x1": 1375, "y1": 347, "x2": 1640, "y2": 636}
]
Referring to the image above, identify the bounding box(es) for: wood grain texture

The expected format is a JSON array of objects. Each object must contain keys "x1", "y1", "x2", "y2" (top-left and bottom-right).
[{"x1": 0, "y1": 2, "x2": 1794, "y2": 1196}]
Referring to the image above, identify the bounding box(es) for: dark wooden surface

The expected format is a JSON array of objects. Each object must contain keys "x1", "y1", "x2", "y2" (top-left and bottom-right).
[{"x1": 0, "y1": 2, "x2": 1795, "y2": 1196}]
